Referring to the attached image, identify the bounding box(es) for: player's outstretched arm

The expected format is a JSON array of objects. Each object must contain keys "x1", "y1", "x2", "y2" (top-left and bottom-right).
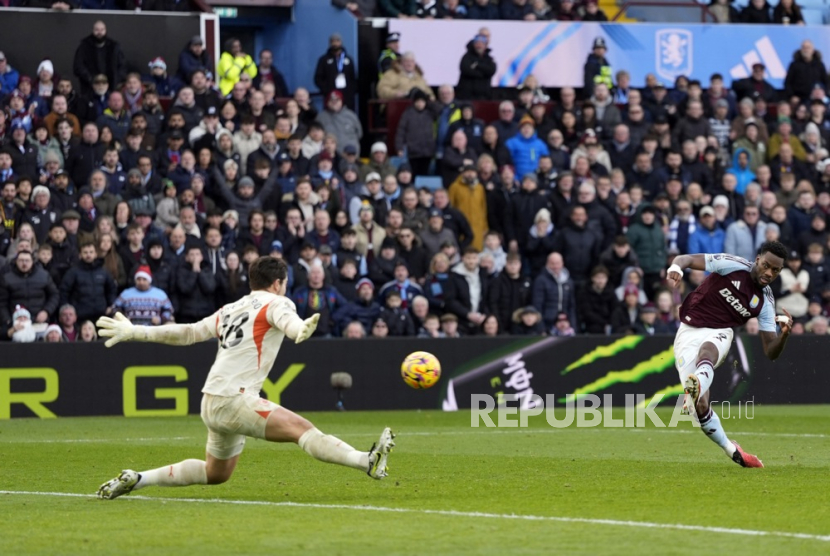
[
  {"x1": 97, "y1": 313, "x2": 215, "y2": 348},
  {"x1": 666, "y1": 254, "x2": 706, "y2": 288},
  {"x1": 760, "y1": 309, "x2": 793, "y2": 361},
  {"x1": 282, "y1": 313, "x2": 319, "y2": 344},
  {"x1": 269, "y1": 299, "x2": 319, "y2": 343}
]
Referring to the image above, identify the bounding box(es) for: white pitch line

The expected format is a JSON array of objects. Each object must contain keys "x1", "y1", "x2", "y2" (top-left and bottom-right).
[
  {"x1": 0, "y1": 490, "x2": 828, "y2": 543},
  {"x1": 332, "y1": 429, "x2": 829, "y2": 439},
  {"x1": 5, "y1": 429, "x2": 827, "y2": 444},
  {"x1": 3, "y1": 436, "x2": 192, "y2": 444}
]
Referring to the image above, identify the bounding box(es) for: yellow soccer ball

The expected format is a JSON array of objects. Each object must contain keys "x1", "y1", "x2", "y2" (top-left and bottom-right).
[{"x1": 401, "y1": 351, "x2": 442, "y2": 389}]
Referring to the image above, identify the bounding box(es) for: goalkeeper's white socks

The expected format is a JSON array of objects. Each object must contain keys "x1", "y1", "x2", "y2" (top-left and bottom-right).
[
  {"x1": 698, "y1": 408, "x2": 737, "y2": 458},
  {"x1": 134, "y1": 459, "x2": 208, "y2": 490},
  {"x1": 694, "y1": 359, "x2": 715, "y2": 397},
  {"x1": 298, "y1": 428, "x2": 370, "y2": 471}
]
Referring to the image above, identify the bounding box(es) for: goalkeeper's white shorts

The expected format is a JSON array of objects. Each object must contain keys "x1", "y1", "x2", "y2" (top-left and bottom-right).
[{"x1": 200, "y1": 393, "x2": 281, "y2": 459}]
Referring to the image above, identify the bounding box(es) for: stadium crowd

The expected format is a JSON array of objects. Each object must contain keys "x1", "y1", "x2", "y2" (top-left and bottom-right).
[
  {"x1": 2, "y1": 12, "x2": 830, "y2": 343},
  {"x1": 334, "y1": 0, "x2": 805, "y2": 25}
]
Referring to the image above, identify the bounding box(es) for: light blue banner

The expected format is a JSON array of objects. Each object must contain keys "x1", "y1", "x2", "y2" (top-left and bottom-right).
[{"x1": 390, "y1": 20, "x2": 830, "y2": 88}]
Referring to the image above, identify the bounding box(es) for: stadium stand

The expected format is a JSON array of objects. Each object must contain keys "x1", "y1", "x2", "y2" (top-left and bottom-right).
[{"x1": 0, "y1": 0, "x2": 829, "y2": 342}]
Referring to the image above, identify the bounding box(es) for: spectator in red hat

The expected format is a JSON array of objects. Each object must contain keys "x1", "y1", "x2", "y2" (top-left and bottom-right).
[
  {"x1": 551, "y1": 311, "x2": 576, "y2": 336},
  {"x1": 113, "y1": 265, "x2": 174, "y2": 325}
]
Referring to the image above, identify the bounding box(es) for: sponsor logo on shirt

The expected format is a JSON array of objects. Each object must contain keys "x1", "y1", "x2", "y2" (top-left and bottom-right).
[{"x1": 719, "y1": 288, "x2": 751, "y2": 318}]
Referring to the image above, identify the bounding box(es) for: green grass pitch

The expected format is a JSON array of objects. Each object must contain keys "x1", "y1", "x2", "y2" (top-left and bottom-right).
[{"x1": 1, "y1": 406, "x2": 829, "y2": 555}]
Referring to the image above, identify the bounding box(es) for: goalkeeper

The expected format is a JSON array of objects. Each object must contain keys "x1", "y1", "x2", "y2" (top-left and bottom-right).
[{"x1": 96, "y1": 257, "x2": 395, "y2": 500}]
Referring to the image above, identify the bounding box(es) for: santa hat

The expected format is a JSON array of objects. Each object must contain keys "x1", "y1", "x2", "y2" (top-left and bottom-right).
[
  {"x1": 148, "y1": 57, "x2": 167, "y2": 71},
  {"x1": 37, "y1": 59, "x2": 54, "y2": 76},
  {"x1": 13, "y1": 305, "x2": 31, "y2": 321},
  {"x1": 135, "y1": 265, "x2": 153, "y2": 283},
  {"x1": 45, "y1": 324, "x2": 62, "y2": 336}
]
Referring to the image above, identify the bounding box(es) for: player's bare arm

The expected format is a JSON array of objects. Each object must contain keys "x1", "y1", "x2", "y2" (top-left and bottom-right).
[
  {"x1": 666, "y1": 254, "x2": 706, "y2": 288},
  {"x1": 760, "y1": 308, "x2": 792, "y2": 361}
]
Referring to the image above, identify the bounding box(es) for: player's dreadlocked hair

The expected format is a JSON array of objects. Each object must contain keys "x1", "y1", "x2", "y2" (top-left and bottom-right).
[
  {"x1": 757, "y1": 241, "x2": 788, "y2": 261},
  {"x1": 249, "y1": 256, "x2": 288, "y2": 290}
]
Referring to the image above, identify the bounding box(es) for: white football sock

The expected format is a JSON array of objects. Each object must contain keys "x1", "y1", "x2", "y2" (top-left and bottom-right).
[
  {"x1": 298, "y1": 428, "x2": 370, "y2": 471},
  {"x1": 135, "y1": 459, "x2": 207, "y2": 490},
  {"x1": 698, "y1": 408, "x2": 736, "y2": 457},
  {"x1": 694, "y1": 359, "x2": 715, "y2": 397}
]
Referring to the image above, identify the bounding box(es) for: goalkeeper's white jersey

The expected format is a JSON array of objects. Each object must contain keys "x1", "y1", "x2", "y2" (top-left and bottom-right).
[{"x1": 201, "y1": 291, "x2": 300, "y2": 397}]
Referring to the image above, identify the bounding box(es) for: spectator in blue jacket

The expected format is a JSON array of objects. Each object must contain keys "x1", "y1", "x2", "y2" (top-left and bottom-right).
[
  {"x1": 506, "y1": 114, "x2": 549, "y2": 181},
  {"x1": 177, "y1": 36, "x2": 211, "y2": 86},
  {"x1": 0, "y1": 52, "x2": 20, "y2": 97},
  {"x1": 724, "y1": 205, "x2": 767, "y2": 262},
  {"x1": 687, "y1": 206, "x2": 725, "y2": 256},
  {"x1": 532, "y1": 252, "x2": 577, "y2": 331},
  {"x1": 727, "y1": 147, "x2": 757, "y2": 195}
]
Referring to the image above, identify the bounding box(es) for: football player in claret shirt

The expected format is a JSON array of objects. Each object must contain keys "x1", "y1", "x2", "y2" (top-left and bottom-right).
[
  {"x1": 666, "y1": 241, "x2": 792, "y2": 468},
  {"x1": 96, "y1": 257, "x2": 395, "y2": 500}
]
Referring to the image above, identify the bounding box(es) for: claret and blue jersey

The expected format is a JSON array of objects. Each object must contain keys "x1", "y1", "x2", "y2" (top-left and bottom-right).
[{"x1": 679, "y1": 254, "x2": 777, "y2": 333}]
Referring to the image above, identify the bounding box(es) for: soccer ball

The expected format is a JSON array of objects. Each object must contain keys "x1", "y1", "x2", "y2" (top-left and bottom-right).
[{"x1": 401, "y1": 351, "x2": 442, "y2": 389}]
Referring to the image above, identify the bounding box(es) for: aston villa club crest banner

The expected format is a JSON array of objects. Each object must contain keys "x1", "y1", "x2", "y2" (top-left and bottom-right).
[{"x1": 389, "y1": 20, "x2": 830, "y2": 89}]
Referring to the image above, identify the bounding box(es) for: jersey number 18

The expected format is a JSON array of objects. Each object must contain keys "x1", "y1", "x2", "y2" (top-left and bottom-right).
[{"x1": 219, "y1": 312, "x2": 250, "y2": 349}]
